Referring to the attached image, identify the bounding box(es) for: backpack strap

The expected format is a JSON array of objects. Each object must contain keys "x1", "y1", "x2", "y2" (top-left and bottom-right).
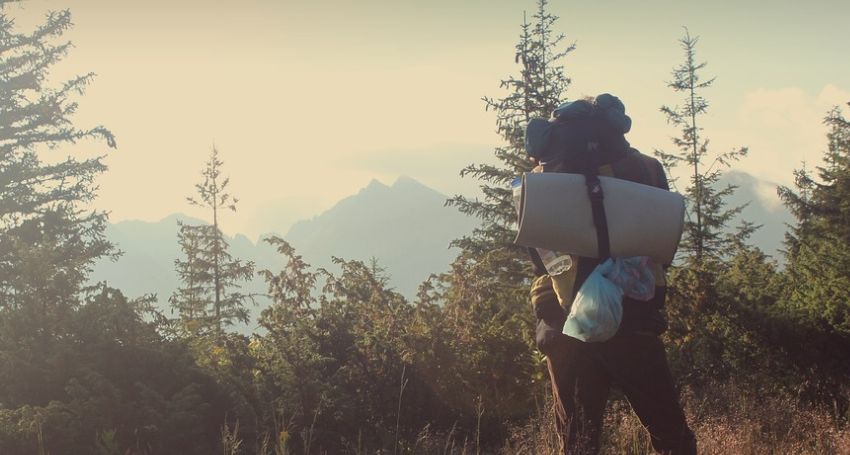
[
  {"x1": 583, "y1": 143, "x2": 611, "y2": 259},
  {"x1": 528, "y1": 247, "x2": 547, "y2": 276}
]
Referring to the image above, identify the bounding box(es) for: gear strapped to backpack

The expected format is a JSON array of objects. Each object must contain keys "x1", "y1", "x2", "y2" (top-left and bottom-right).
[
  {"x1": 524, "y1": 94, "x2": 632, "y2": 274},
  {"x1": 523, "y1": 95, "x2": 674, "y2": 336}
]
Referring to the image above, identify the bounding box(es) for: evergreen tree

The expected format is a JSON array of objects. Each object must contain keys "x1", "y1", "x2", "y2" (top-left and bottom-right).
[
  {"x1": 655, "y1": 28, "x2": 749, "y2": 269},
  {"x1": 449, "y1": 0, "x2": 573, "y2": 232},
  {"x1": 169, "y1": 149, "x2": 261, "y2": 451},
  {"x1": 762, "y1": 104, "x2": 850, "y2": 409},
  {"x1": 779, "y1": 103, "x2": 850, "y2": 337},
  {"x1": 0, "y1": 6, "x2": 234, "y2": 454},
  {"x1": 654, "y1": 30, "x2": 788, "y2": 386},
  {"x1": 440, "y1": 0, "x2": 574, "y2": 421},
  {"x1": 169, "y1": 222, "x2": 212, "y2": 333},
  {"x1": 655, "y1": 28, "x2": 749, "y2": 328},
  {"x1": 0, "y1": 1, "x2": 116, "y2": 395},
  {"x1": 171, "y1": 147, "x2": 254, "y2": 335},
  {"x1": 0, "y1": 4, "x2": 116, "y2": 315}
]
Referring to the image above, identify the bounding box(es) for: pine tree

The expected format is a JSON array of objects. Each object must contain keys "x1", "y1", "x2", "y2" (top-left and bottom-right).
[
  {"x1": 169, "y1": 222, "x2": 212, "y2": 333},
  {"x1": 655, "y1": 28, "x2": 749, "y2": 268},
  {"x1": 439, "y1": 0, "x2": 575, "y2": 420},
  {"x1": 0, "y1": 6, "x2": 231, "y2": 453},
  {"x1": 654, "y1": 30, "x2": 788, "y2": 386},
  {"x1": 450, "y1": 0, "x2": 573, "y2": 232},
  {"x1": 779, "y1": 103, "x2": 850, "y2": 336},
  {"x1": 171, "y1": 147, "x2": 254, "y2": 335},
  {"x1": 0, "y1": 4, "x2": 116, "y2": 316},
  {"x1": 446, "y1": 0, "x2": 573, "y2": 292}
]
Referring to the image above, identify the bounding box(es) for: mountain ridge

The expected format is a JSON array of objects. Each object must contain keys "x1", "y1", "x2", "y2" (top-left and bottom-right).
[
  {"x1": 90, "y1": 176, "x2": 479, "y2": 325},
  {"x1": 90, "y1": 171, "x2": 793, "y2": 332}
]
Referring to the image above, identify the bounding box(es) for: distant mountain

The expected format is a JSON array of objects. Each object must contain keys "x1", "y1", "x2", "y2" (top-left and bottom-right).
[
  {"x1": 718, "y1": 171, "x2": 795, "y2": 261},
  {"x1": 285, "y1": 176, "x2": 481, "y2": 297},
  {"x1": 89, "y1": 213, "x2": 281, "y2": 333},
  {"x1": 89, "y1": 176, "x2": 481, "y2": 330},
  {"x1": 90, "y1": 171, "x2": 790, "y2": 332}
]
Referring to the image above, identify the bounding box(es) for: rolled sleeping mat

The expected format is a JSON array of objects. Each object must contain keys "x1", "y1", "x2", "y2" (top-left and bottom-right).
[{"x1": 514, "y1": 172, "x2": 685, "y2": 264}]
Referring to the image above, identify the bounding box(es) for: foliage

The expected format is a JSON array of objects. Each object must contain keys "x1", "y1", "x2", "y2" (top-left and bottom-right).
[
  {"x1": 652, "y1": 29, "x2": 785, "y2": 388},
  {"x1": 775, "y1": 104, "x2": 850, "y2": 406},
  {"x1": 655, "y1": 28, "x2": 750, "y2": 267},
  {"x1": 167, "y1": 148, "x2": 260, "y2": 451},
  {"x1": 439, "y1": 0, "x2": 576, "y2": 430},
  {"x1": 170, "y1": 147, "x2": 255, "y2": 336},
  {"x1": 2, "y1": 2, "x2": 850, "y2": 454},
  {"x1": 252, "y1": 237, "x2": 441, "y2": 452},
  {"x1": 0, "y1": 7, "x2": 232, "y2": 454},
  {"x1": 0, "y1": 3, "x2": 115, "y2": 316},
  {"x1": 779, "y1": 105, "x2": 850, "y2": 337}
]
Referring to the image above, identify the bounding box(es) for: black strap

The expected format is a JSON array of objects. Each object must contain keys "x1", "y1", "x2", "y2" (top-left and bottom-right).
[
  {"x1": 584, "y1": 171, "x2": 611, "y2": 259},
  {"x1": 528, "y1": 247, "x2": 547, "y2": 276}
]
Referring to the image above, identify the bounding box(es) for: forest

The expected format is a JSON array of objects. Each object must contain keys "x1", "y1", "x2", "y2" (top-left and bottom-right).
[{"x1": 1, "y1": 0, "x2": 849, "y2": 454}]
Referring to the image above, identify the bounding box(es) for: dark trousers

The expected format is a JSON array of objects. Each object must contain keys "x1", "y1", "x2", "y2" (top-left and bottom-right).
[{"x1": 538, "y1": 320, "x2": 696, "y2": 454}]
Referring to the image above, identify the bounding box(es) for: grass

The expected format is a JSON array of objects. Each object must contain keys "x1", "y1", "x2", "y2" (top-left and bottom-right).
[
  {"x1": 218, "y1": 382, "x2": 850, "y2": 454},
  {"x1": 500, "y1": 383, "x2": 850, "y2": 455}
]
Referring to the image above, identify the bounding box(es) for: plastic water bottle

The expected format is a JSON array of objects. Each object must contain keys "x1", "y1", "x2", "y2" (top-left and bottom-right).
[
  {"x1": 536, "y1": 248, "x2": 573, "y2": 276},
  {"x1": 511, "y1": 177, "x2": 523, "y2": 218}
]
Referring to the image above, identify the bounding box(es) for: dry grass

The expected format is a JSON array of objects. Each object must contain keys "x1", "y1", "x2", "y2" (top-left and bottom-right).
[
  {"x1": 498, "y1": 384, "x2": 850, "y2": 455},
  {"x1": 231, "y1": 385, "x2": 850, "y2": 454}
]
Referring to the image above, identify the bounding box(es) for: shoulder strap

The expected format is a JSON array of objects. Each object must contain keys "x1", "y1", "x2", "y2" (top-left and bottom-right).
[
  {"x1": 583, "y1": 143, "x2": 611, "y2": 259},
  {"x1": 528, "y1": 247, "x2": 547, "y2": 276}
]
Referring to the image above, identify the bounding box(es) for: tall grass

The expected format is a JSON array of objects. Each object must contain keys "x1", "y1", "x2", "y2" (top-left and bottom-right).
[
  {"x1": 219, "y1": 382, "x2": 849, "y2": 454},
  {"x1": 500, "y1": 382, "x2": 850, "y2": 455}
]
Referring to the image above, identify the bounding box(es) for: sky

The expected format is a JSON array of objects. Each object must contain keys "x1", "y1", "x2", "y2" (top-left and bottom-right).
[{"x1": 9, "y1": 0, "x2": 850, "y2": 239}]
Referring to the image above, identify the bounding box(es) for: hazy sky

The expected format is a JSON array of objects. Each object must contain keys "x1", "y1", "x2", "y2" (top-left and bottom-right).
[{"x1": 10, "y1": 0, "x2": 850, "y2": 239}]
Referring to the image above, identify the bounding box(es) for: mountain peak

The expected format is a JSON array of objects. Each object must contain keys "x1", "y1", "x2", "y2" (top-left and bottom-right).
[
  {"x1": 391, "y1": 175, "x2": 445, "y2": 198},
  {"x1": 362, "y1": 178, "x2": 389, "y2": 192},
  {"x1": 392, "y1": 175, "x2": 422, "y2": 188}
]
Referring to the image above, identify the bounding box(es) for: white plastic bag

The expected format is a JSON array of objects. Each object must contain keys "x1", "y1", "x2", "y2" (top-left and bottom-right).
[
  {"x1": 606, "y1": 256, "x2": 656, "y2": 301},
  {"x1": 563, "y1": 259, "x2": 623, "y2": 342}
]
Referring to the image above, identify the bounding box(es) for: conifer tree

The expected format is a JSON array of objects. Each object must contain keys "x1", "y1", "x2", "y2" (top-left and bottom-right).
[
  {"x1": 779, "y1": 103, "x2": 850, "y2": 336},
  {"x1": 171, "y1": 147, "x2": 254, "y2": 335},
  {"x1": 446, "y1": 0, "x2": 573, "y2": 292},
  {"x1": 169, "y1": 222, "x2": 212, "y2": 332},
  {"x1": 439, "y1": 0, "x2": 574, "y2": 419},
  {"x1": 0, "y1": 4, "x2": 116, "y2": 315},
  {"x1": 655, "y1": 28, "x2": 749, "y2": 269},
  {"x1": 0, "y1": 6, "x2": 231, "y2": 454},
  {"x1": 654, "y1": 30, "x2": 781, "y2": 385},
  {"x1": 655, "y1": 28, "x2": 752, "y2": 329}
]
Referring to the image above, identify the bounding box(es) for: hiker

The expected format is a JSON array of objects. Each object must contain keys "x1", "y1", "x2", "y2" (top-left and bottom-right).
[{"x1": 525, "y1": 95, "x2": 697, "y2": 454}]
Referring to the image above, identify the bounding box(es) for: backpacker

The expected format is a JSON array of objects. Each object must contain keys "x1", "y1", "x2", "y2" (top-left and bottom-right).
[{"x1": 522, "y1": 94, "x2": 676, "y2": 335}]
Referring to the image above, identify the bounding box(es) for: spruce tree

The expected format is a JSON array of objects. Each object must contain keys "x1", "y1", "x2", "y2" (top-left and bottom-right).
[
  {"x1": 655, "y1": 28, "x2": 752, "y2": 322},
  {"x1": 0, "y1": 2, "x2": 117, "y2": 410},
  {"x1": 0, "y1": 6, "x2": 231, "y2": 453},
  {"x1": 169, "y1": 221, "x2": 212, "y2": 333},
  {"x1": 779, "y1": 103, "x2": 850, "y2": 337},
  {"x1": 0, "y1": 4, "x2": 116, "y2": 316},
  {"x1": 439, "y1": 0, "x2": 574, "y2": 420},
  {"x1": 655, "y1": 28, "x2": 749, "y2": 269},
  {"x1": 654, "y1": 30, "x2": 784, "y2": 386},
  {"x1": 171, "y1": 147, "x2": 254, "y2": 336}
]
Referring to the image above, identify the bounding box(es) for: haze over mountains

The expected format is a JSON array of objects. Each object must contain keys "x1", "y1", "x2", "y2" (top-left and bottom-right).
[
  {"x1": 90, "y1": 172, "x2": 793, "y2": 330},
  {"x1": 90, "y1": 176, "x2": 480, "y2": 329},
  {"x1": 720, "y1": 171, "x2": 795, "y2": 258}
]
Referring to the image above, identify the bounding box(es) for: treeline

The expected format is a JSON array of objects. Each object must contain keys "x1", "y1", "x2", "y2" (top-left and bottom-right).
[{"x1": 1, "y1": 1, "x2": 849, "y2": 454}]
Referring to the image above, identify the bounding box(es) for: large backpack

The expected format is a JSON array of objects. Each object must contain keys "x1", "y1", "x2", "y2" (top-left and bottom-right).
[{"x1": 524, "y1": 96, "x2": 670, "y2": 335}]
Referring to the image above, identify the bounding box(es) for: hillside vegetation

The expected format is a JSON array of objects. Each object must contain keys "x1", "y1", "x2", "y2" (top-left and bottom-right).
[{"x1": 0, "y1": 1, "x2": 848, "y2": 454}]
